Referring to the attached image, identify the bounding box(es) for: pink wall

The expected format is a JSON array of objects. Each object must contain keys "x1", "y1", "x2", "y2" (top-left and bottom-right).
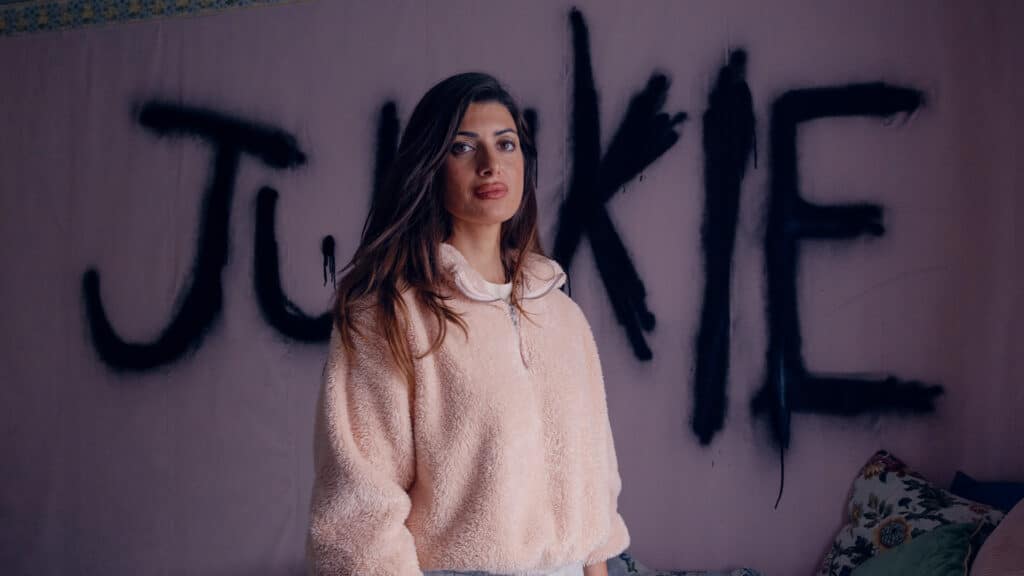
[{"x1": 1, "y1": 1, "x2": 1022, "y2": 574}]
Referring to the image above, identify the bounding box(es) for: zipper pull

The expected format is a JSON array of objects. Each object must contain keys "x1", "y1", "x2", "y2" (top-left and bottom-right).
[{"x1": 507, "y1": 301, "x2": 527, "y2": 367}]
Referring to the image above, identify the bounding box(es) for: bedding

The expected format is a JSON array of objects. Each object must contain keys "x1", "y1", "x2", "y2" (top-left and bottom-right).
[{"x1": 951, "y1": 471, "x2": 1024, "y2": 513}]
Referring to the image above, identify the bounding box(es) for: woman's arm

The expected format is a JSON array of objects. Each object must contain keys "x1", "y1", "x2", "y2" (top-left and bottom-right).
[
  {"x1": 306, "y1": 323, "x2": 421, "y2": 576},
  {"x1": 579, "y1": 312, "x2": 631, "y2": 568}
]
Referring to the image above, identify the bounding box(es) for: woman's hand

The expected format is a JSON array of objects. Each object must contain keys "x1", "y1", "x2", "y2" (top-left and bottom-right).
[{"x1": 582, "y1": 560, "x2": 608, "y2": 576}]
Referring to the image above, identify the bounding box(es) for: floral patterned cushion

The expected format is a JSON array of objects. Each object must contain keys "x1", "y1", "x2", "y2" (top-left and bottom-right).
[{"x1": 817, "y1": 450, "x2": 1005, "y2": 576}]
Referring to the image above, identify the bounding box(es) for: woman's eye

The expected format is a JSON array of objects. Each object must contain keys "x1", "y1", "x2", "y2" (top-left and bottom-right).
[
  {"x1": 499, "y1": 140, "x2": 517, "y2": 152},
  {"x1": 451, "y1": 142, "x2": 474, "y2": 155}
]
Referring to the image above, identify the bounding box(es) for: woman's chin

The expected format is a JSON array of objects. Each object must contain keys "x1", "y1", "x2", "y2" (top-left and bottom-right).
[{"x1": 462, "y1": 208, "x2": 521, "y2": 227}]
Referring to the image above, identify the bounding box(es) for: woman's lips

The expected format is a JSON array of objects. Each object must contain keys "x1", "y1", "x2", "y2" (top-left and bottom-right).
[{"x1": 474, "y1": 183, "x2": 507, "y2": 199}]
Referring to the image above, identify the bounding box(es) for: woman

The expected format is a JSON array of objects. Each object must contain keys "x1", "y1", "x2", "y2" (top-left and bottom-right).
[{"x1": 306, "y1": 72, "x2": 629, "y2": 576}]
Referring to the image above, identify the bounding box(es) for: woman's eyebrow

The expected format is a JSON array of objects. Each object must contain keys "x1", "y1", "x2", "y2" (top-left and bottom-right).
[{"x1": 455, "y1": 128, "x2": 518, "y2": 138}]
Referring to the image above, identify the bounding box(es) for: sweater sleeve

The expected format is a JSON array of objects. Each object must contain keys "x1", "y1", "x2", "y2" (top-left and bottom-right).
[
  {"x1": 306, "y1": 321, "x2": 421, "y2": 576},
  {"x1": 580, "y1": 319, "x2": 631, "y2": 567}
]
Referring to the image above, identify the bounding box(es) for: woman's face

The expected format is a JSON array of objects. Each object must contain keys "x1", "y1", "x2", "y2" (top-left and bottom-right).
[{"x1": 442, "y1": 101, "x2": 524, "y2": 236}]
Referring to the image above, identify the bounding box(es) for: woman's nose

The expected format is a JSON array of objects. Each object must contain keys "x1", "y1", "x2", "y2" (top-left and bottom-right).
[{"x1": 476, "y1": 146, "x2": 500, "y2": 176}]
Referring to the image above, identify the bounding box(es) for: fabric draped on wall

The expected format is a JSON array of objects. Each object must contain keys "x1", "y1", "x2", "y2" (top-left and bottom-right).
[{"x1": 1, "y1": 1, "x2": 1022, "y2": 575}]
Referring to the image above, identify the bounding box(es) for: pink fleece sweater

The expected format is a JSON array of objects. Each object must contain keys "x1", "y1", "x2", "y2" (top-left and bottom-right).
[{"x1": 306, "y1": 242, "x2": 630, "y2": 575}]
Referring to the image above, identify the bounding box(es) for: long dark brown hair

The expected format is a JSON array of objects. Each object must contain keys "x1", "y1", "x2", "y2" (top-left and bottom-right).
[{"x1": 333, "y1": 72, "x2": 542, "y2": 385}]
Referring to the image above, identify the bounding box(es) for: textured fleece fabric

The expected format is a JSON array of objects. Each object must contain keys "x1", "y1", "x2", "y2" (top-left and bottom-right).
[{"x1": 306, "y1": 242, "x2": 630, "y2": 576}]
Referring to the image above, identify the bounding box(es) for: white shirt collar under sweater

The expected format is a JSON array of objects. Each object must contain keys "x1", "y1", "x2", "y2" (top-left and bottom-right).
[
  {"x1": 479, "y1": 277, "x2": 513, "y2": 301},
  {"x1": 437, "y1": 241, "x2": 567, "y2": 303}
]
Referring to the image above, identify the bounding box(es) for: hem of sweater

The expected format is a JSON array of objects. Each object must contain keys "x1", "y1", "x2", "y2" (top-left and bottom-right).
[
  {"x1": 423, "y1": 560, "x2": 585, "y2": 576},
  {"x1": 582, "y1": 548, "x2": 626, "y2": 568},
  {"x1": 511, "y1": 560, "x2": 585, "y2": 576}
]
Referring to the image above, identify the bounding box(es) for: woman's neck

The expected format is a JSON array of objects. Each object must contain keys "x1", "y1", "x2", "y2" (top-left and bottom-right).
[{"x1": 446, "y1": 228, "x2": 506, "y2": 284}]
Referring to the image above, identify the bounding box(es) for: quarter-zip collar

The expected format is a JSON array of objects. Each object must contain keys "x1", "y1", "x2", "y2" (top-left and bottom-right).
[{"x1": 438, "y1": 242, "x2": 567, "y2": 303}]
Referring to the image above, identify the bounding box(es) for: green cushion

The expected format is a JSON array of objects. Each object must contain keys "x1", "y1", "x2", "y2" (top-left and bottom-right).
[{"x1": 850, "y1": 523, "x2": 975, "y2": 576}]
